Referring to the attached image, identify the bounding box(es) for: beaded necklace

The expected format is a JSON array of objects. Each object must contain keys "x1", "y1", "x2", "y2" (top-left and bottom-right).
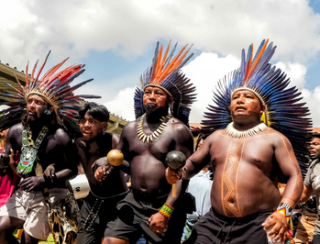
[
  {"x1": 17, "y1": 125, "x2": 49, "y2": 175},
  {"x1": 137, "y1": 113, "x2": 172, "y2": 143}
]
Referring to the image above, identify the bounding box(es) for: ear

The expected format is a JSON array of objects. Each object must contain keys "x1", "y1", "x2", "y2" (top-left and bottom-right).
[
  {"x1": 101, "y1": 122, "x2": 108, "y2": 131},
  {"x1": 167, "y1": 96, "x2": 174, "y2": 106},
  {"x1": 260, "y1": 104, "x2": 266, "y2": 114}
]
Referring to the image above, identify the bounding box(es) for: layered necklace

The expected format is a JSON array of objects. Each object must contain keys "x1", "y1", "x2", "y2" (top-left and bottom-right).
[
  {"x1": 137, "y1": 113, "x2": 172, "y2": 143},
  {"x1": 17, "y1": 125, "x2": 49, "y2": 175},
  {"x1": 226, "y1": 122, "x2": 267, "y2": 139}
]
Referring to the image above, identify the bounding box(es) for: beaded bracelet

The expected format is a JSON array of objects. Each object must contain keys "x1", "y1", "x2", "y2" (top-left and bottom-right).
[
  {"x1": 276, "y1": 202, "x2": 293, "y2": 221},
  {"x1": 181, "y1": 165, "x2": 188, "y2": 180},
  {"x1": 159, "y1": 204, "x2": 174, "y2": 219}
]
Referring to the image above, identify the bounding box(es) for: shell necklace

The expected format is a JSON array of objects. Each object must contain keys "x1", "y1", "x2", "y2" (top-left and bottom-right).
[
  {"x1": 226, "y1": 122, "x2": 267, "y2": 139},
  {"x1": 137, "y1": 113, "x2": 172, "y2": 143}
]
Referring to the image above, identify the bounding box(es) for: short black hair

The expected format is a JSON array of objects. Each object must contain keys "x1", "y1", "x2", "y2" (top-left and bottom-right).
[
  {"x1": 312, "y1": 132, "x2": 320, "y2": 139},
  {"x1": 78, "y1": 102, "x2": 110, "y2": 122}
]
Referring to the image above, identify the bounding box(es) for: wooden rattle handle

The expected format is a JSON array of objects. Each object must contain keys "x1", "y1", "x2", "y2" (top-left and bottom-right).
[{"x1": 172, "y1": 183, "x2": 177, "y2": 198}]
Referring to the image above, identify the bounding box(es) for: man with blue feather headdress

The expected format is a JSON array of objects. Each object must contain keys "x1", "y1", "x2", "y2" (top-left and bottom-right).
[{"x1": 166, "y1": 39, "x2": 312, "y2": 244}]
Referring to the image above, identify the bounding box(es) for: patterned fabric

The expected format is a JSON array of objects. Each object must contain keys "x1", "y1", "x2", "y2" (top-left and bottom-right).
[{"x1": 46, "y1": 188, "x2": 79, "y2": 244}]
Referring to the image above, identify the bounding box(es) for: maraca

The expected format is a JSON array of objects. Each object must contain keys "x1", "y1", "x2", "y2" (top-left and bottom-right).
[
  {"x1": 106, "y1": 149, "x2": 124, "y2": 166},
  {"x1": 165, "y1": 150, "x2": 186, "y2": 198}
]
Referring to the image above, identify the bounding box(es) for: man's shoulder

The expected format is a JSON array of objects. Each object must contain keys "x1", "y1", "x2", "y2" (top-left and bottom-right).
[
  {"x1": 52, "y1": 127, "x2": 71, "y2": 144},
  {"x1": 168, "y1": 117, "x2": 189, "y2": 131},
  {"x1": 9, "y1": 123, "x2": 23, "y2": 132},
  {"x1": 262, "y1": 127, "x2": 290, "y2": 144},
  {"x1": 7, "y1": 123, "x2": 23, "y2": 139},
  {"x1": 122, "y1": 119, "x2": 139, "y2": 132}
]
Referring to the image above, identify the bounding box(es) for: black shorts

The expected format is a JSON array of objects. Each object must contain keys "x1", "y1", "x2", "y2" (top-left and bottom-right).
[
  {"x1": 77, "y1": 191, "x2": 128, "y2": 244},
  {"x1": 104, "y1": 191, "x2": 187, "y2": 244},
  {"x1": 184, "y1": 208, "x2": 272, "y2": 244}
]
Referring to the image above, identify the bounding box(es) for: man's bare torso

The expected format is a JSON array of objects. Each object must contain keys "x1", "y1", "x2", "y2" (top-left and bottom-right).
[
  {"x1": 7, "y1": 123, "x2": 75, "y2": 188},
  {"x1": 208, "y1": 127, "x2": 284, "y2": 217},
  {"x1": 76, "y1": 133, "x2": 128, "y2": 197},
  {"x1": 122, "y1": 117, "x2": 193, "y2": 199}
]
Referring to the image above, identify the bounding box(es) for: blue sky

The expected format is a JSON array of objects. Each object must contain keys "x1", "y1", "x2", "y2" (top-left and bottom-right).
[{"x1": 1, "y1": 0, "x2": 320, "y2": 125}]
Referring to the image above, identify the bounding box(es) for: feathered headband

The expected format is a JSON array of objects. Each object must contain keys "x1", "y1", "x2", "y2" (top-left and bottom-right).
[
  {"x1": 134, "y1": 41, "x2": 196, "y2": 125},
  {"x1": 202, "y1": 39, "x2": 312, "y2": 175},
  {"x1": 0, "y1": 51, "x2": 100, "y2": 133}
]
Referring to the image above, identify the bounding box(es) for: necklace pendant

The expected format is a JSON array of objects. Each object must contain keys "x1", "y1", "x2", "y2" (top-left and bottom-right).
[{"x1": 142, "y1": 135, "x2": 147, "y2": 143}]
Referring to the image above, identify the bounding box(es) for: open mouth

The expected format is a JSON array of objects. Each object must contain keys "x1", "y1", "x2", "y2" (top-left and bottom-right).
[
  {"x1": 28, "y1": 112, "x2": 36, "y2": 116},
  {"x1": 83, "y1": 131, "x2": 92, "y2": 135}
]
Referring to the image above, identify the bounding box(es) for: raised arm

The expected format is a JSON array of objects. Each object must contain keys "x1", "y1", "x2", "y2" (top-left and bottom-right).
[
  {"x1": 166, "y1": 131, "x2": 212, "y2": 184},
  {"x1": 149, "y1": 123, "x2": 194, "y2": 234}
]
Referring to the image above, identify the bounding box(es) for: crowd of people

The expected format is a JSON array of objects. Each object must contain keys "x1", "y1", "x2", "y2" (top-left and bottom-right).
[{"x1": 0, "y1": 39, "x2": 318, "y2": 244}]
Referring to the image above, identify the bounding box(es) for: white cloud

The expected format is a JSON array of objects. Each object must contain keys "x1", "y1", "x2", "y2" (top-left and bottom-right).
[
  {"x1": 182, "y1": 53, "x2": 239, "y2": 122},
  {"x1": 301, "y1": 87, "x2": 320, "y2": 127},
  {"x1": 105, "y1": 52, "x2": 320, "y2": 128},
  {"x1": 103, "y1": 87, "x2": 135, "y2": 120},
  {"x1": 274, "y1": 62, "x2": 307, "y2": 89},
  {"x1": 1, "y1": 0, "x2": 320, "y2": 68}
]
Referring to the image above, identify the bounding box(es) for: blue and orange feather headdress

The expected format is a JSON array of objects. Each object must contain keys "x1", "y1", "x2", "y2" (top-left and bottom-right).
[
  {"x1": 202, "y1": 39, "x2": 312, "y2": 175},
  {"x1": 0, "y1": 51, "x2": 100, "y2": 134},
  {"x1": 134, "y1": 41, "x2": 196, "y2": 125}
]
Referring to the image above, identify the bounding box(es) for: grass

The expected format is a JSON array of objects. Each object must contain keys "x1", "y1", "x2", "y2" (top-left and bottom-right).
[{"x1": 39, "y1": 234, "x2": 55, "y2": 244}]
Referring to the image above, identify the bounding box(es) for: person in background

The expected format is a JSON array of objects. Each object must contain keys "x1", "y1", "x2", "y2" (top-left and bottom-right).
[
  {"x1": 298, "y1": 132, "x2": 320, "y2": 244},
  {"x1": 181, "y1": 133, "x2": 213, "y2": 242},
  {"x1": 0, "y1": 129, "x2": 20, "y2": 208}
]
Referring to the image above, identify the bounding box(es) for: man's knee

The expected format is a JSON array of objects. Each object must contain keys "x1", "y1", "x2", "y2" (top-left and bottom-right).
[
  {"x1": 102, "y1": 237, "x2": 129, "y2": 244},
  {"x1": 0, "y1": 216, "x2": 24, "y2": 232}
]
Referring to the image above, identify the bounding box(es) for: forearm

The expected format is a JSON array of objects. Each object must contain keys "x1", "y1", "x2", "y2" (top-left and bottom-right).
[
  {"x1": 55, "y1": 168, "x2": 77, "y2": 183},
  {"x1": 281, "y1": 173, "x2": 303, "y2": 208},
  {"x1": 164, "y1": 179, "x2": 189, "y2": 207},
  {"x1": 183, "y1": 159, "x2": 203, "y2": 180},
  {"x1": 119, "y1": 160, "x2": 130, "y2": 175},
  {"x1": 299, "y1": 184, "x2": 312, "y2": 203}
]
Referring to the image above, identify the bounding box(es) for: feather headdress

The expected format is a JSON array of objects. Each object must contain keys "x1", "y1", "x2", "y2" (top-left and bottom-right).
[
  {"x1": 134, "y1": 41, "x2": 196, "y2": 125},
  {"x1": 202, "y1": 39, "x2": 312, "y2": 175},
  {"x1": 0, "y1": 51, "x2": 100, "y2": 133}
]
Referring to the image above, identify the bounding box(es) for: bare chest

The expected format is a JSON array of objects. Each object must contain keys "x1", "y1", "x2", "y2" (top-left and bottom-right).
[{"x1": 212, "y1": 135, "x2": 274, "y2": 170}]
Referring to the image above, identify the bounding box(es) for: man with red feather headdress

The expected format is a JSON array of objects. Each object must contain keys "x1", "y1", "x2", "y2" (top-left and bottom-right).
[
  {"x1": 0, "y1": 52, "x2": 99, "y2": 244},
  {"x1": 95, "y1": 42, "x2": 196, "y2": 244}
]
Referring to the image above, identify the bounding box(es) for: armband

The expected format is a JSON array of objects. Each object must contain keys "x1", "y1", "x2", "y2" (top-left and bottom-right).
[
  {"x1": 159, "y1": 203, "x2": 174, "y2": 219},
  {"x1": 276, "y1": 202, "x2": 293, "y2": 221}
]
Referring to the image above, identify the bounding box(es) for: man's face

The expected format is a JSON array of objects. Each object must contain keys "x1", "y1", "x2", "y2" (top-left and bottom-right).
[
  {"x1": 143, "y1": 86, "x2": 172, "y2": 112},
  {"x1": 26, "y1": 95, "x2": 47, "y2": 122},
  {"x1": 230, "y1": 90, "x2": 264, "y2": 122},
  {"x1": 79, "y1": 112, "x2": 107, "y2": 141},
  {"x1": 309, "y1": 137, "x2": 320, "y2": 158}
]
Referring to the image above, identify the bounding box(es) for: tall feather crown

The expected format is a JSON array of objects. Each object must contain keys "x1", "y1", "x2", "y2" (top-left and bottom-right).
[
  {"x1": 202, "y1": 39, "x2": 312, "y2": 175},
  {"x1": 0, "y1": 51, "x2": 100, "y2": 133},
  {"x1": 134, "y1": 41, "x2": 196, "y2": 125}
]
